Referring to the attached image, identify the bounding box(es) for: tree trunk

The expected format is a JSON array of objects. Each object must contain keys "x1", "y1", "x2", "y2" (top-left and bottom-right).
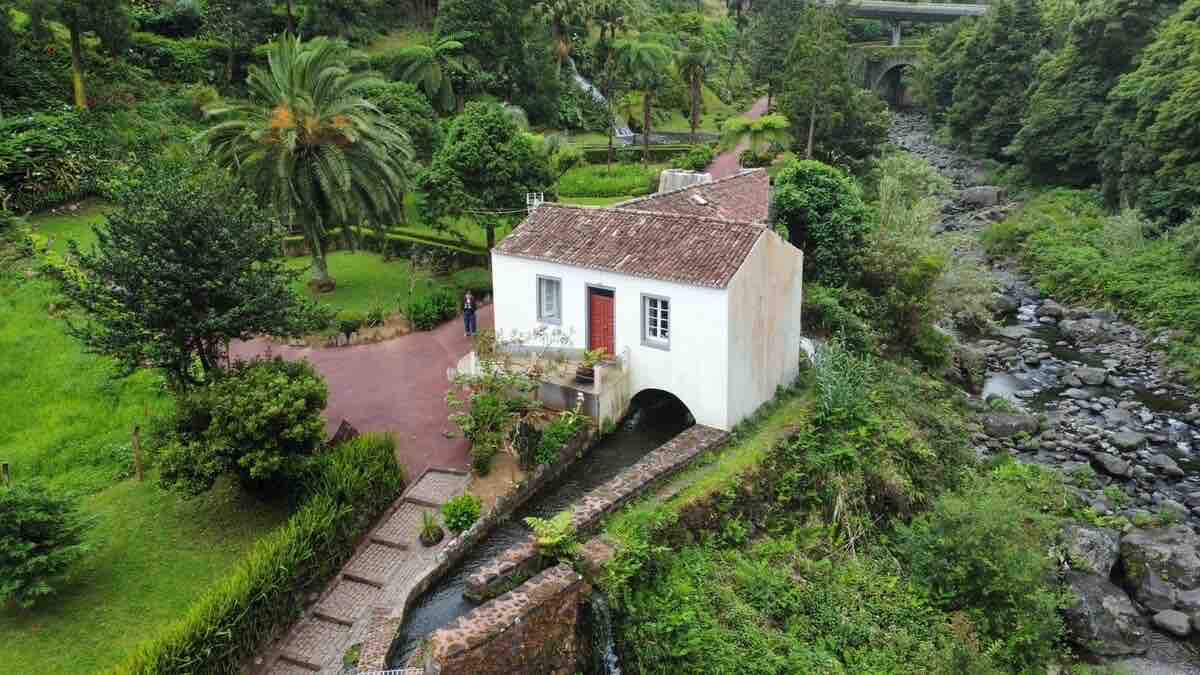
[
  {"x1": 806, "y1": 102, "x2": 816, "y2": 160},
  {"x1": 286, "y1": 0, "x2": 296, "y2": 34},
  {"x1": 69, "y1": 23, "x2": 87, "y2": 109},
  {"x1": 690, "y1": 75, "x2": 701, "y2": 144},
  {"x1": 642, "y1": 92, "x2": 652, "y2": 164},
  {"x1": 607, "y1": 106, "x2": 615, "y2": 171},
  {"x1": 310, "y1": 236, "x2": 335, "y2": 291},
  {"x1": 485, "y1": 222, "x2": 495, "y2": 260},
  {"x1": 225, "y1": 44, "x2": 236, "y2": 84}
]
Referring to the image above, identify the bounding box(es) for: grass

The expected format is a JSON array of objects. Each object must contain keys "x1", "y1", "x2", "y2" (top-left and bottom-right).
[
  {"x1": 0, "y1": 476, "x2": 288, "y2": 674},
  {"x1": 27, "y1": 199, "x2": 113, "y2": 254},
  {"x1": 603, "y1": 391, "x2": 809, "y2": 541},
  {"x1": 0, "y1": 274, "x2": 170, "y2": 494},
  {"x1": 558, "y1": 162, "x2": 667, "y2": 198}
]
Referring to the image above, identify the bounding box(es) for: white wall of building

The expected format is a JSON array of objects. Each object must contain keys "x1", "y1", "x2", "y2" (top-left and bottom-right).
[
  {"x1": 725, "y1": 231, "x2": 804, "y2": 426},
  {"x1": 492, "y1": 252, "x2": 731, "y2": 429}
]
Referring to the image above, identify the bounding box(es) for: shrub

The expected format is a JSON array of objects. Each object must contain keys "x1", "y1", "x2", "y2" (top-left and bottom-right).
[
  {"x1": 155, "y1": 358, "x2": 329, "y2": 496},
  {"x1": 404, "y1": 288, "x2": 458, "y2": 331},
  {"x1": 363, "y1": 81, "x2": 443, "y2": 161},
  {"x1": 0, "y1": 482, "x2": 93, "y2": 609},
  {"x1": 335, "y1": 310, "x2": 365, "y2": 340},
  {"x1": 127, "y1": 32, "x2": 225, "y2": 83},
  {"x1": 447, "y1": 363, "x2": 538, "y2": 474},
  {"x1": 469, "y1": 432, "x2": 501, "y2": 476},
  {"x1": 557, "y1": 163, "x2": 660, "y2": 198},
  {"x1": 890, "y1": 462, "x2": 1069, "y2": 672},
  {"x1": 535, "y1": 409, "x2": 586, "y2": 466},
  {"x1": 450, "y1": 267, "x2": 493, "y2": 298},
  {"x1": 771, "y1": 159, "x2": 872, "y2": 286},
  {"x1": 671, "y1": 144, "x2": 715, "y2": 171},
  {"x1": 513, "y1": 419, "x2": 544, "y2": 470},
  {"x1": 112, "y1": 433, "x2": 404, "y2": 675},
  {"x1": 442, "y1": 494, "x2": 482, "y2": 534},
  {"x1": 524, "y1": 511, "x2": 578, "y2": 561}
]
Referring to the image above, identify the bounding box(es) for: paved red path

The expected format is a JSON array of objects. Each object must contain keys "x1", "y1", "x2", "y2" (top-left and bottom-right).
[
  {"x1": 231, "y1": 306, "x2": 494, "y2": 480},
  {"x1": 705, "y1": 96, "x2": 770, "y2": 179}
]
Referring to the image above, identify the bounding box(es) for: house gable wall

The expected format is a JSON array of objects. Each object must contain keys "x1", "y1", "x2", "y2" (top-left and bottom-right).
[
  {"x1": 725, "y1": 231, "x2": 804, "y2": 427},
  {"x1": 492, "y1": 252, "x2": 731, "y2": 429}
]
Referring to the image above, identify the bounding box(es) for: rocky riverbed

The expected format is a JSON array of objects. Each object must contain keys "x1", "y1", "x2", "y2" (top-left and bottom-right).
[{"x1": 892, "y1": 112, "x2": 1200, "y2": 670}]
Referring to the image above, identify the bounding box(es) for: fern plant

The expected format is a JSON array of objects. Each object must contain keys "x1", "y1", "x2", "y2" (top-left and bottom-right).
[{"x1": 524, "y1": 511, "x2": 578, "y2": 561}]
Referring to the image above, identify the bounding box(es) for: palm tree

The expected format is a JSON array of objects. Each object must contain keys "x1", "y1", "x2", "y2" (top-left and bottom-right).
[
  {"x1": 613, "y1": 36, "x2": 674, "y2": 163},
  {"x1": 593, "y1": 0, "x2": 632, "y2": 49},
  {"x1": 677, "y1": 40, "x2": 712, "y2": 143},
  {"x1": 392, "y1": 33, "x2": 471, "y2": 114},
  {"x1": 199, "y1": 34, "x2": 413, "y2": 291},
  {"x1": 536, "y1": 0, "x2": 594, "y2": 79},
  {"x1": 721, "y1": 113, "x2": 790, "y2": 166}
]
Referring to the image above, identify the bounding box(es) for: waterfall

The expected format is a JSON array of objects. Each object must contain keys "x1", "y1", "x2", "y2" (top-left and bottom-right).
[
  {"x1": 569, "y1": 59, "x2": 633, "y2": 139},
  {"x1": 589, "y1": 594, "x2": 623, "y2": 675}
]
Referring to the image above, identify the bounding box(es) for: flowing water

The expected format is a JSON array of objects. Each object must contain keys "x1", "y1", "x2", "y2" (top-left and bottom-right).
[
  {"x1": 388, "y1": 393, "x2": 693, "y2": 667},
  {"x1": 585, "y1": 593, "x2": 622, "y2": 675}
]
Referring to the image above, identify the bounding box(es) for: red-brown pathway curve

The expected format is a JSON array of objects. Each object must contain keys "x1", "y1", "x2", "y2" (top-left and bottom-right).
[
  {"x1": 705, "y1": 96, "x2": 770, "y2": 179},
  {"x1": 231, "y1": 306, "x2": 494, "y2": 480}
]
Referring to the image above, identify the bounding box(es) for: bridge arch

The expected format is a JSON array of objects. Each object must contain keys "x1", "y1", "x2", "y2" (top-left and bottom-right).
[
  {"x1": 628, "y1": 388, "x2": 695, "y2": 429},
  {"x1": 865, "y1": 54, "x2": 920, "y2": 107}
]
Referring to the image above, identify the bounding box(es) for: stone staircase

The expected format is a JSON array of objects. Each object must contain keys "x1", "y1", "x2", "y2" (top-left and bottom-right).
[{"x1": 261, "y1": 469, "x2": 471, "y2": 675}]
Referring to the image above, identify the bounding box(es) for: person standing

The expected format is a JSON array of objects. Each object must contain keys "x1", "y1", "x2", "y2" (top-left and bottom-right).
[{"x1": 463, "y1": 291, "x2": 477, "y2": 337}]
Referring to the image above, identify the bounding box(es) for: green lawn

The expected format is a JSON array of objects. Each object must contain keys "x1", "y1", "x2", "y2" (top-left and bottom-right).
[
  {"x1": 0, "y1": 274, "x2": 170, "y2": 493},
  {"x1": 0, "y1": 477, "x2": 288, "y2": 674},
  {"x1": 27, "y1": 199, "x2": 112, "y2": 254}
]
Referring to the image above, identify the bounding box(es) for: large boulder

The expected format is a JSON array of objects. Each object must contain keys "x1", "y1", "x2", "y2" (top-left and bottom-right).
[
  {"x1": 1036, "y1": 300, "x2": 1065, "y2": 318},
  {"x1": 959, "y1": 185, "x2": 1006, "y2": 208},
  {"x1": 1060, "y1": 318, "x2": 1108, "y2": 343},
  {"x1": 1074, "y1": 367, "x2": 1108, "y2": 386},
  {"x1": 991, "y1": 293, "x2": 1020, "y2": 317},
  {"x1": 1111, "y1": 430, "x2": 1148, "y2": 451},
  {"x1": 1063, "y1": 525, "x2": 1121, "y2": 577},
  {"x1": 1062, "y1": 571, "x2": 1150, "y2": 657},
  {"x1": 981, "y1": 412, "x2": 1039, "y2": 439},
  {"x1": 1151, "y1": 610, "x2": 1192, "y2": 638},
  {"x1": 1148, "y1": 453, "x2": 1185, "y2": 478},
  {"x1": 1092, "y1": 453, "x2": 1133, "y2": 479},
  {"x1": 1119, "y1": 526, "x2": 1200, "y2": 612}
]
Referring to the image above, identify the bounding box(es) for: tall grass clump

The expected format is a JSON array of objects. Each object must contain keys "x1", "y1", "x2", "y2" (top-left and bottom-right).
[
  {"x1": 110, "y1": 433, "x2": 405, "y2": 675},
  {"x1": 556, "y1": 163, "x2": 661, "y2": 198}
]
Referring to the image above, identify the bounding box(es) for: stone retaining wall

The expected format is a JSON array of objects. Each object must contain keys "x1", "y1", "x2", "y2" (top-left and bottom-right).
[
  {"x1": 464, "y1": 424, "x2": 730, "y2": 601},
  {"x1": 356, "y1": 428, "x2": 596, "y2": 671},
  {"x1": 423, "y1": 564, "x2": 589, "y2": 675}
]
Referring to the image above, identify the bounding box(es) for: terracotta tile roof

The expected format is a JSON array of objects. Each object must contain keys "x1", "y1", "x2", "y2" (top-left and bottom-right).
[
  {"x1": 612, "y1": 169, "x2": 770, "y2": 222},
  {"x1": 494, "y1": 204, "x2": 766, "y2": 289}
]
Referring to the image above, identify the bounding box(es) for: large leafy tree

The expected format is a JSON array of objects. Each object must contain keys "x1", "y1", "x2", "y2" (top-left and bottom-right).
[
  {"x1": 418, "y1": 102, "x2": 554, "y2": 251},
  {"x1": 747, "y1": 0, "x2": 807, "y2": 109},
  {"x1": 29, "y1": 0, "x2": 131, "y2": 109},
  {"x1": 54, "y1": 161, "x2": 319, "y2": 389},
  {"x1": 390, "y1": 34, "x2": 472, "y2": 114},
  {"x1": 1098, "y1": 0, "x2": 1200, "y2": 224},
  {"x1": 200, "y1": 35, "x2": 413, "y2": 290},
  {"x1": 778, "y1": 6, "x2": 890, "y2": 171},
  {"x1": 204, "y1": 0, "x2": 275, "y2": 84},
  {"x1": 1013, "y1": 0, "x2": 1175, "y2": 185},
  {"x1": 783, "y1": 6, "x2": 853, "y2": 160},
  {"x1": 677, "y1": 38, "x2": 712, "y2": 143},
  {"x1": 772, "y1": 159, "x2": 872, "y2": 286},
  {"x1": 942, "y1": 0, "x2": 1046, "y2": 158},
  {"x1": 613, "y1": 35, "x2": 674, "y2": 163},
  {"x1": 364, "y1": 81, "x2": 444, "y2": 162},
  {"x1": 536, "y1": 0, "x2": 594, "y2": 78}
]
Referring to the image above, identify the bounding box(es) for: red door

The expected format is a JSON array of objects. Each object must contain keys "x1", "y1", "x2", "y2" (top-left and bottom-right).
[{"x1": 588, "y1": 289, "x2": 615, "y2": 356}]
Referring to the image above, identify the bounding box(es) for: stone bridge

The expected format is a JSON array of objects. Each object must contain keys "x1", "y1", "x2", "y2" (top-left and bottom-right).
[{"x1": 862, "y1": 46, "x2": 923, "y2": 106}]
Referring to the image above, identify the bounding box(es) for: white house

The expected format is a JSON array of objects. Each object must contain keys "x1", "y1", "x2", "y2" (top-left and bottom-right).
[{"x1": 491, "y1": 169, "x2": 804, "y2": 431}]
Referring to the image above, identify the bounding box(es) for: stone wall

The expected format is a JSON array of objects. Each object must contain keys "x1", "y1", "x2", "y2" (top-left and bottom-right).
[
  {"x1": 423, "y1": 564, "x2": 590, "y2": 675},
  {"x1": 356, "y1": 429, "x2": 596, "y2": 671},
  {"x1": 465, "y1": 424, "x2": 729, "y2": 601}
]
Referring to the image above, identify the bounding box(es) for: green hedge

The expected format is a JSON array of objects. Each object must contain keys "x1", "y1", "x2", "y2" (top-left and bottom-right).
[
  {"x1": 109, "y1": 433, "x2": 405, "y2": 675},
  {"x1": 579, "y1": 143, "x2": 696, "y2": 165},
  {"x1": 127, "y1": 32, "x2": 228, "y2": 84},
  {"x1": 558, "y1": 163, "x2": 662, "y2": 198}
]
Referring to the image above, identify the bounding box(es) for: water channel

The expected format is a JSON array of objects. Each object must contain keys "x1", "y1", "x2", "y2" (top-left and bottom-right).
[{"x1": 388, "y1": 392, "x2": 693, "y2": 667}]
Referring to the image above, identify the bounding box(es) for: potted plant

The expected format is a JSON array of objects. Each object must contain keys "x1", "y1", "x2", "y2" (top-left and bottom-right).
[
  {"x1": 575, "y1": 348, "x2": 605, "y2": 384},
  {"x1": 418, "y1": 511, "x2": 444, "y2": 547}
]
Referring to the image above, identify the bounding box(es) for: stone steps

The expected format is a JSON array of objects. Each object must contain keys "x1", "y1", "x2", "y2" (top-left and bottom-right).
[
  {"x1": 276, "y1": 617, "x2": 349, "y2": 671},
  {"x1": 371, "y1": 501, "x2": 441, "y2": 549},
  {"x1": 313, "y1": 578, "x2": 380, "y2": 626}
]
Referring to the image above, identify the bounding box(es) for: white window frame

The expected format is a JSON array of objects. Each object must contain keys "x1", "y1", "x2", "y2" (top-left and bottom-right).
[
  {"x1": 641, "y1": 294, "x2": 670, "y2": 350},
  {"x1": 537, "y1": 275, "x2": 562, "y2": 324}
]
